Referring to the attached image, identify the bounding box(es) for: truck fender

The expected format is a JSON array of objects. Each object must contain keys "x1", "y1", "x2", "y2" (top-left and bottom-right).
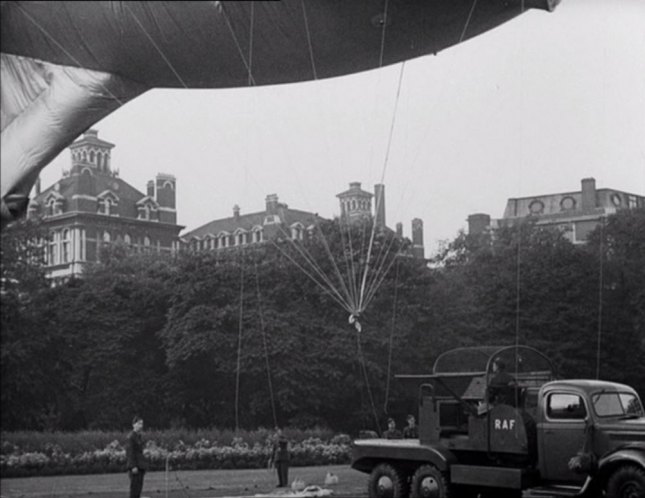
[
  {"x1": 351, "y1": 443, "x2": 457, "y2": 474},
  {"x1": 595, "y1": 445, "x2": 645, "y2": 484}
]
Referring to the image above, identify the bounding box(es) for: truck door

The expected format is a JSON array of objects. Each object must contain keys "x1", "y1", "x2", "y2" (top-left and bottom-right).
[{"x1": 538, "y1": 392, "x2": 588, "y2": 483}]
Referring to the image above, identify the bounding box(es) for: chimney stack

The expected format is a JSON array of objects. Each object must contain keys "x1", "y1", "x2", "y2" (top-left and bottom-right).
[
  {"x1": 411, "y1": 218, "x2": 425, "y2": 259},
  {"x1": 396, "y1": 222, "x2": 403, "y2": 238},
  {"x1": 468, "y1": 213, "x2": 491, "y2": 236},
  {"x1": 581, "y1": 177, "x2": 596, "y2": 211},
  {"x1": 233, "y1": 204, "x2": 240, "y2": 221},
  {"x1": 266, "y1": 194, "x2": 279, "y2": 214}
]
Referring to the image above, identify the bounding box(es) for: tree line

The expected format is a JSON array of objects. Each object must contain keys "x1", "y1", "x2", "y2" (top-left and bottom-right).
[{"x1": 2, "y1": 210, "x2": 644, "y2": 433}]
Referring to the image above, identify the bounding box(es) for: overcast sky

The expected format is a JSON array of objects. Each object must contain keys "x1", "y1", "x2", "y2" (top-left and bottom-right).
[{"x1": 40, "y1": 0, "x2": 645, "y2": 256}]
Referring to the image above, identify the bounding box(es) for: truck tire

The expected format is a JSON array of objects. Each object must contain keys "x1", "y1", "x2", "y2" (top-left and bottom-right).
[
  {"x1": 410, "y1": 464, "x2": 451, "y2": 498},
  {"x1": 606, "y1": 464, "x2": 645, "y2": 498},
  {"x1": 368, "y1": 463, "x2": 409, "y2": 498}
]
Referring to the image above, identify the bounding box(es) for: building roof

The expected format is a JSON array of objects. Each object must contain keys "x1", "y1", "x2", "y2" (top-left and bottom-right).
[
  {"x1": 34, "y1": 171, "x2": 146, "y2": 207},
  {"x1": 181, "y1": 206, "x2": 321, "y2": 239}
]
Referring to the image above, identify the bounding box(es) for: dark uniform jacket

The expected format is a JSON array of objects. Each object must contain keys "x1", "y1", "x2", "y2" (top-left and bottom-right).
[
  {"x1": 403, "y1": 426, "x2": 418, "y2": 438},
  {"x1": 272, "y1": 438, "x2": 290, "y2": 463},
  {"x1": 126, "y1": 431, "x2": 147, "y2": 471}
]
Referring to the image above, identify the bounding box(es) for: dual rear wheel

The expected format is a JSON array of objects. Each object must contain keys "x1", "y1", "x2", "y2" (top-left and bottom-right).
[{"x1": 368, "y1": 463, "x2": 450, "y2": 498}]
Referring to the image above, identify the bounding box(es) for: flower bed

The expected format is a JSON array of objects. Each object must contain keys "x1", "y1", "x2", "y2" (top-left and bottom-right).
[{"x1": 0, "y1": 431, "x2": 352, "y2": 478}]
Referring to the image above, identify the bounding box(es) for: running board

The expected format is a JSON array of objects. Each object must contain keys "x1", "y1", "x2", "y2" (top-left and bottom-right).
[{"x1": 527, "y1": 485, "x2": 584, "y2": 497}]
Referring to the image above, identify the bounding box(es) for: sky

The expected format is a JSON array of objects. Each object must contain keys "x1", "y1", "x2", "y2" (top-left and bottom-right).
[{"x1": 39, "y1": 0, "x2": 645, "y2": 256}]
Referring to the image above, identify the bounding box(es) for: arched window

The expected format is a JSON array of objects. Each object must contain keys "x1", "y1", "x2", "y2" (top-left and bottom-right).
[
  {"x1": 61, "y1": 229, "x2": 70, "y2": 263},
  {"x1": 144, "y1": 236, "x2": 151, "y2": 247},
  {"x1": 103, "y1": 231, "x2": 111, "y2": 243},
  {"x1": 90, "y1": 151, "x2": 95, "y2": 164},
  {"x1": 351, "y1": 200, "x2": 356, "y2": 210},
  {"x1": 253, "y1": 228, "x2": 263, "y2": 243}
]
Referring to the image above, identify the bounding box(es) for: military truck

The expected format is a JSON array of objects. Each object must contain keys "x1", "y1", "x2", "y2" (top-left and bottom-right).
[{"x1": 351, "y1": 346, "x2": 645, "y2": 498}]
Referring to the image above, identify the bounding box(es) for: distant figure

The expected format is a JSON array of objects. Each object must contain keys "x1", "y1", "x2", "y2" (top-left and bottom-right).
[
  {"x1": 270, "y1": 429, "x2": 290, "y2": 487},
  {"x1": 403, "y1": 414, "x2": 418, "y2": 439},
  {"x1": 382, "y1": 418, "x2": 402, "y2": 439},
  {"x1": 488, "y1": 358, "x2": 516, "y2": 405},
  {"x1": 126, "y1": 416, "x2": 146, "y2": 498}
]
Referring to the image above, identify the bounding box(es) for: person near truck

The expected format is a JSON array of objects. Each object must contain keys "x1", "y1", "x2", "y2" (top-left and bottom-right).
[
  {"x1": 403, "y1": 414, "x2": 418, "y2": 438},
  {"x1": 488, "y1": 357, "x2": 516, "y2": 405},
  {"x1": 383, "y1": 418, "x2": 402, "y2": 439},
  {"x1": 126, "y1": 415, "x2": 147, "y2": 498}
]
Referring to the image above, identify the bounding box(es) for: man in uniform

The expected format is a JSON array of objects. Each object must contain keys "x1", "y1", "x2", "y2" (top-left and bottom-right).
[{"x1": 126, "y1": 416, "x2": 147, "y2": 498}]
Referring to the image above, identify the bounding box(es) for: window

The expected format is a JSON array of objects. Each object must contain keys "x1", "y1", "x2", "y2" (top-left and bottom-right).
[
  {"x1": 628, "y1": 195, "x2": 638, "y2": 208},
  {"x1": 253, "y1": 229, "x2": 263, "y2": 243},
  {"x1": 144, "y1": 236, "x2": 151, "y2": 247},
  {"x1": 124, "y1": 234, "x2": 131, "y2": 245},
  {"x1": 48, "y1": 233, "x2": 58, "y2": 265},
  {"x1": 547, "y1": 393, "x2": 587, "y2": 420},
  {"x1": 61, "y1": 229, "x2": 70, "y2": 263},
  {"x1": 592, "y1": 392, "x2": 644, "y2": 418}
]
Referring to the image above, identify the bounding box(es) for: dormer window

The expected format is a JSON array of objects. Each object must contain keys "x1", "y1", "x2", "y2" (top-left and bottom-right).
[
  {"x1": 235, "y1": 229, "x2": 248, "y2": 246},
  {"x1": 291, "y1": 223, "x2": 304, "y2": 240},
  {"x1": 252, "y1": 227, "x2": 263, "y2": 243}
]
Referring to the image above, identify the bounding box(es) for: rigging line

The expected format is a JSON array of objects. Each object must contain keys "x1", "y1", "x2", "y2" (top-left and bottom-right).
[
  {"x1": 363, "y1": 230, "x2": 399, "y2": 306},
  {"x1": 254, "y1": 261, "x2": 278, "y2": 428},
  {"x1": 12, "y1": 4, "x2": 126, "y2": 106},
  {"x1": 356, "y1": 329, "x2": 382, "y2": 436},
  {"x1": 234, "y1": 253, "x2": 245, "y2": 432},
  {"x1": 358, "y1": 62, "x2": 406, "y2": 312},
  {"x1": 275, "y1": 224, "x2": 354, "y2": 311},
  {"x1": 383, "y1": 258, "x2": 400, "y2": 413},
  {"x1": 363, "y1": 249, "x2": 403, "y2": 312},
  {"x1": 301, "y1": 0, "x2": 318, "y2": 80},
  {"x1": 217, "y1": 3, "x2": 257, "y2": 86},
  {"x1": 459, "y1": 0, "x2": 479, "y2": 44},
  {"x1": 339, "y1": 217, "x2": 360, "y2": 312},
  {"x1": 312, "y1": 219, "x2": 358, "y2": 312},
  {"x1": 595, "y1": 217, "x2": 604, "y2": 380},
  {"x1": 267, "y1": 237, "x2": 353, "y2": 313},
  {"x1": 514, "y1": 224, "x2": 522, "y2": 381},
  {"x1": 123, "y1": 3, "x2": 188, "y2": 89},
  {"x1": 378, "y1": 0, "x2": 390, "y2": 68},
  {"x1": 248, "y1": 2, "x2": 254, "y2": 87}
]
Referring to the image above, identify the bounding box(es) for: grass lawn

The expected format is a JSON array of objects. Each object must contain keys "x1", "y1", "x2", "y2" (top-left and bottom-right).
[{"x1": 0, "y1": 465, "x2": 367, "y2": 498}]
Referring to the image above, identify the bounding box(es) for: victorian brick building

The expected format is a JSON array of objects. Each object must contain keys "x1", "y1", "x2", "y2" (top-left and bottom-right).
[
  {"x1": 28, "y1": 129, "x2": 183, "y2": 279},
  {"x1": 182, "y1": 181, "x2": 425, "y2": 259},
  {"x1": 468, "y1": 177, "x2": 645, "y2": 244}
]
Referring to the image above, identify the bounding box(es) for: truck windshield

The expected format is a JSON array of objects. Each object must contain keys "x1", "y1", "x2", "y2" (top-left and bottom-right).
[{"x1": 592, "y1": 392, "x2": 644, "y2": 418}]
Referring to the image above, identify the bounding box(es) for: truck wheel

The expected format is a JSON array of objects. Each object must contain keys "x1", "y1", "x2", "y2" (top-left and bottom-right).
[
  {"x1": 606, "y1": 464, "x2": 645, "y2": 498},
  {"x1": 368, "y1": 463, "x2": 409, "y2": 498},
  {"x1": 410, "y1": 464, "x2": 451, "y2": 498}
]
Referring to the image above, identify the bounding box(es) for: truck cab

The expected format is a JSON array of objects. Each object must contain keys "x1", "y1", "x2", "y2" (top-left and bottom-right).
[{"x1": 351, "y1": 345, "x2": 645, "y2": 498}]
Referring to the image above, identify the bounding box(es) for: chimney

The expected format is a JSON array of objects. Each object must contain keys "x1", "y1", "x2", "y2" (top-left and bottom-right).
[
  {"x1": 233, "y1": 204, "x2": 240, "y2": 221},
  {"x1": 468, "y1": 213, "x2": 491, "y2": 236},
  {"x1": 266, "y1": 194, "x2": 279, "y2": 214},
  {"x1": 581, "y1": 177, "x2": 596, "y2": 211},
  {"x1": 374, "y1": 184, "x2": 386, "y2": 228},
  {"x1": 411, "y1": 218, "x2": 425, "y2": 259},
  {"x1": 396, "y1": 222, "x2": 403, "y2": 238}
]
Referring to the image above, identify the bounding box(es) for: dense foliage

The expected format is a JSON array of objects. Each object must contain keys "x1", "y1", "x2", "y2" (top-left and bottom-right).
[{"x1": 1, "y1": 210, "x2": 644, "y2": 433}]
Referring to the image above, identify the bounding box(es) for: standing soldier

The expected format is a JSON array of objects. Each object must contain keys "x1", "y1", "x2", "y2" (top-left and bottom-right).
[
  {"x1": 270, "y1": 429, "x2": 290, "y2": 487},
  {"x1": 126, "y1": 416, "x2": 147, "y2": 498}
]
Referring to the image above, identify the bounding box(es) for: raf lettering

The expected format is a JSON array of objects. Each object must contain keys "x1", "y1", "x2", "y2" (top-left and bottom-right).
[{"x1": 494, "y1": 418, "x2": 516, "y2": 430}]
